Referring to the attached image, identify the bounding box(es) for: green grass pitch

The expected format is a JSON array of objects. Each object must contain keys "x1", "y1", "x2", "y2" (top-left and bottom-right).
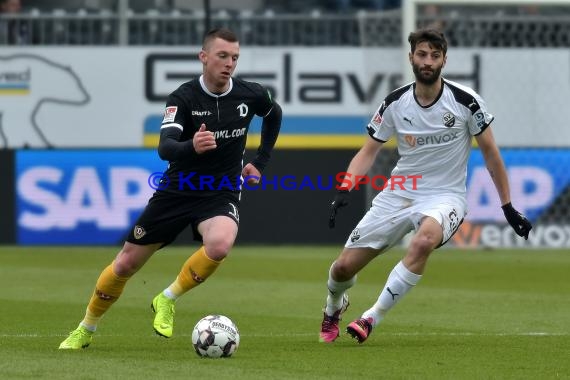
[{"x1": 0, "y1": 246, "x2": 568, "y2": 379}]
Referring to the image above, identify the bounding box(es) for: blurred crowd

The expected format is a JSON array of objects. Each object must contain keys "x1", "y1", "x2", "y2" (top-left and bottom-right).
[{"x1": 2, "y1": 0, "x2": 570, "y2": 47}]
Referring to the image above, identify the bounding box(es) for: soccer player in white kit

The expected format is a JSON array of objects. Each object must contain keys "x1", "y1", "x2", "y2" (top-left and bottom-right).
[{"x1": 319, "y1": 28, "x2": 532, "y2": 344}]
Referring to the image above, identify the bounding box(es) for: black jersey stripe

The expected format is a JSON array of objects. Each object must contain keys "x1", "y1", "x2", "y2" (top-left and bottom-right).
[
  {"x1": 444, "y1": 79, "x2": 481, "y2": 114},
  {"x1": 383, "y1": 82, "x2": 413, "y2": 110},
  {"x1": 367, "y1": 125, "x2": 387, "y2": 142}
]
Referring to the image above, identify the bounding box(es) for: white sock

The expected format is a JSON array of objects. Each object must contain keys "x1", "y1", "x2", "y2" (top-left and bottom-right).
[
  {"x1": 79, "y1": 322, "x2": 97, "y2": 332},
  {"x1": 362, "y1": 261, "x2": 421, "y2": 326},
  {"x1": 325, "y1": 262, "x2": 356, "y2": 316},
  {"x1": 163, "y1": 288, "x2": 177, "y2": 300}
]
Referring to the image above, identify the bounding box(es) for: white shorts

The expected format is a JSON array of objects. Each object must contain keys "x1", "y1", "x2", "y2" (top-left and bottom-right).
[{"x1": 345, "y1": 192, "x2": 467, "y2": 250}]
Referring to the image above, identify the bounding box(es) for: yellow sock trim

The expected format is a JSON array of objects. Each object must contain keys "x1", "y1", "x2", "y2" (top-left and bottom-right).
[
  {"x1": 84, "y1": 261, "x2": 130, "y2": 321},
  {"x1": 168, "y1": 247, "x2": 222, "y2": 297}
]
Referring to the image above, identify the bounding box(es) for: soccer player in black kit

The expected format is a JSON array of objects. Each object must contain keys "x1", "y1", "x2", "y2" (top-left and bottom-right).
[{"x1": 59, "y1": 28, "x2": 282, "y2": 349}]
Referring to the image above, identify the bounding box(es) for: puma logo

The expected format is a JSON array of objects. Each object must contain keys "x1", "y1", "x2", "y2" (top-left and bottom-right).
[{"x1": 386, "y1": 287, "x2": 399, "y2": 300}]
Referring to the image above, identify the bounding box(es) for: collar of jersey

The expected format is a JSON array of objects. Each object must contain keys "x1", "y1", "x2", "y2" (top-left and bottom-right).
[{"x1": 199, "y1": 75, "x2": 233, "y2": 98}]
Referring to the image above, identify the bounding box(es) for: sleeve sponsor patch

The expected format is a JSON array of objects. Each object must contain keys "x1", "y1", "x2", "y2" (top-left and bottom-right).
[
  {"x1": 371, "y1": 111, "x2": 383, "y2": 127},
  {"x1": 162, "y1": 106, "x2": 178, "y2": 123}
]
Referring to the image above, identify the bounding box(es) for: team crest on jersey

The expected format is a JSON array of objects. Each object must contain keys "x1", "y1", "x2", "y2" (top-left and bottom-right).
[
  {"x1": 443, "y1": 112, "x2": 456, "y2": 128},
  {"x1": 133, "y1": 225, "x2": 146, "y2": 239},
  {"x1": 350, "y1": 228, "x2": 361, "y2": 243},
  {"x1": 237, "y1": 103, "x2": 248, "y2": 117},
  {"x1": 162, "y1": 106, "x2": 177, "y2": 123}
]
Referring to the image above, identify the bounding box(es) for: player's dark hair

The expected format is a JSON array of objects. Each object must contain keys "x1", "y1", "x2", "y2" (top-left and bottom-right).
[
  {"x1": 408, "y1": 28, "x2": 447, "y2": 55},
  {"x1": 202, "y1": 28, "x2": 239, "y2": 49}
]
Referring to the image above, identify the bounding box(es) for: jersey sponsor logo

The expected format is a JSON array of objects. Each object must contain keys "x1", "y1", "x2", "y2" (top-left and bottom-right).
[
  {"x1": 405, "y1": 134, "x2": 416, "y2": 147},
  {"x1": 237, "y1": 103, "x2": 248, "y2": 117},
  {"x1": 162, "y1": 106, "x2": 177, "y2": 123},
  {"x1": 443, "y1": 112, "x2": 456, "y2": 127},
  {"x1": 403, "y1": 116, "x2": 414, "y2": 126},
  {"x1": 191, "y1": 110, "x2": 212, "y2": 116},
  {"x1": 405, "y1": 131, "x2": 459, "y2": 147},
  {"x1": 213, "y1": 128, "x2": 246, "y2": 140}
]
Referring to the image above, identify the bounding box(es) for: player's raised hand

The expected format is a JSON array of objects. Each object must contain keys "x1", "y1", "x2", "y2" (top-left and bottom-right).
[
  {"x1": 501, "y1": 202, "x2": 532, "y2": 240},
  {"x1": 193, "y1": 124, "x2": 217, "y2": 154},
  {"x1": 329, "y1": 189, "x2": 350, "y2": 228}
]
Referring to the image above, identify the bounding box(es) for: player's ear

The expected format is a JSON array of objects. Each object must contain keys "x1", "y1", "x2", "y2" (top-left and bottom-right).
[{"x1": 198, "y1": 50, "x2": 207, "y2": 64}]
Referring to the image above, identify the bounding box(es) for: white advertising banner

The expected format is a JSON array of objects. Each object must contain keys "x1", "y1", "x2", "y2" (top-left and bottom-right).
[{"x1": 1, "y1": 47, "x2": 568, "y2": 148}]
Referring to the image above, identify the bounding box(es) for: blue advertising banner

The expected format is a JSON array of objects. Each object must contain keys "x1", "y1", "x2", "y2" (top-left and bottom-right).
[
  {"x1": 14, "y1": 148, "x2": 570, "y2": 246},
  {"x1": 16, "y1": 150, "x2": 164, "y2": 244},
  {"x1": 466, "y1": 149, "x2": 570, "y2": 223}
]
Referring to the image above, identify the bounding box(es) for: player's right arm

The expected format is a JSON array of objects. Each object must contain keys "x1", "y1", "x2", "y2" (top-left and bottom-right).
[
  {"x1": 329, "y1": 100, "x2": 392, "y2": 228},
  {"x1": 337, "y1": 98, "x2": 392, "y2": 191},
  {"x1": 157, "y1": 94, "x2": 216, "y2": 161},
  {"x1": 337, "y1": 137, "x2": 384, "y2": 191}
]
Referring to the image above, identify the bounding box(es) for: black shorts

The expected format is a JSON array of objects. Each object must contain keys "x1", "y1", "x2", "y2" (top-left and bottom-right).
[{"x1": 126, "y1": 191, "x2": 240, "y2": 247}]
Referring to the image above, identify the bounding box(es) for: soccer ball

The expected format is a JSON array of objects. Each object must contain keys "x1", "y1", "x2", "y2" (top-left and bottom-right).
[{"x1": 191, "y1": 315, "x2": 240, "y2": 358}]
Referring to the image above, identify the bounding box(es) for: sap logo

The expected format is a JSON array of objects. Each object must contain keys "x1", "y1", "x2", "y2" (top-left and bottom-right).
[
  {"x1": 466, "y1": 166, "x2": 553, "y2": 222},
  {"x1": 17, "y1": 167, "x2": 154, "y2": 230}
]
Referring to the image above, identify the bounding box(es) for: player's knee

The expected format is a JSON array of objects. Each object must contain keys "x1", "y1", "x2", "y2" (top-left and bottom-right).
[
  {"x1": 114, "y1": 245, "x2": 152, "y2": 276},
  {"x1": 204, "y1": 238, "x2": 233, "y2": 261},
  {"x1": 113, "y1": 256, "x2": 139, "y2": 277},
  {"x1": 331, "y1": 259, "x2": 355, "y2": 281},
  {"x1": 409, "y1": 233, "x2": 439, "y2": 254}
]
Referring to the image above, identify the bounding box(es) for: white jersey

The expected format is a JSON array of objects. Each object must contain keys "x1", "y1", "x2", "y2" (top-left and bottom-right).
[{"x1": 368, "y1": 78, "x2": 494, "y2": 198}]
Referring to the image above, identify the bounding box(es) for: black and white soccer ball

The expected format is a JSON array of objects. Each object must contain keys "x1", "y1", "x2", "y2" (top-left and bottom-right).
[{"x1": 191, "y1": 315, "x2": 240, "y2": 358}]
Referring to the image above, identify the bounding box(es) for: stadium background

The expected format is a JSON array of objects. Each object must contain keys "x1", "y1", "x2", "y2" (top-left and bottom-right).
[{"x1": 1, "y1": 0, "x2": 570, "y2": 248}]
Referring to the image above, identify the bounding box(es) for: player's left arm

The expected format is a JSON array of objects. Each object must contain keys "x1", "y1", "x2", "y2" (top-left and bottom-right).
[
  {"x1": 251, "y1": 101, "x2": 282, "y2": 171},
  {"x1": 475, "y1": 127, "x2": 532, "y2": 239}
]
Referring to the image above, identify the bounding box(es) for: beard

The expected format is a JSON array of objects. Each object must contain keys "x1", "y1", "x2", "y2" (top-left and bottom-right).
[{"x1": 412, "y1": 63, "x2": 442, "y2": 85}]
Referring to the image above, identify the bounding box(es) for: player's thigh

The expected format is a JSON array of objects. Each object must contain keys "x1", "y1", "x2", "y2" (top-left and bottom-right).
[
  {"x1": 127, "y1": 192, "x2": 194, "y2": 246},
  {"x1": 192, "y1": 192, "x2": 240, "y2": 240},
  {"x1": 345, "y1": 192, "x2": 415, "y2": 250},
  {"x1": 408, "y1": 216, "x2": 444, "y2": 253},
  {"x1": 198, "y1": 216, "x2": 238, "y2": 247},
  {"x1": 410, "y1": 195, "x2": 466, "y2": 247}
]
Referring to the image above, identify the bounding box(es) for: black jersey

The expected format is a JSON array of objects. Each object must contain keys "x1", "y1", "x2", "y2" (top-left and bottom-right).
[{"x1": 159, "y1": 75, "x2": 274, "y2": 194}]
